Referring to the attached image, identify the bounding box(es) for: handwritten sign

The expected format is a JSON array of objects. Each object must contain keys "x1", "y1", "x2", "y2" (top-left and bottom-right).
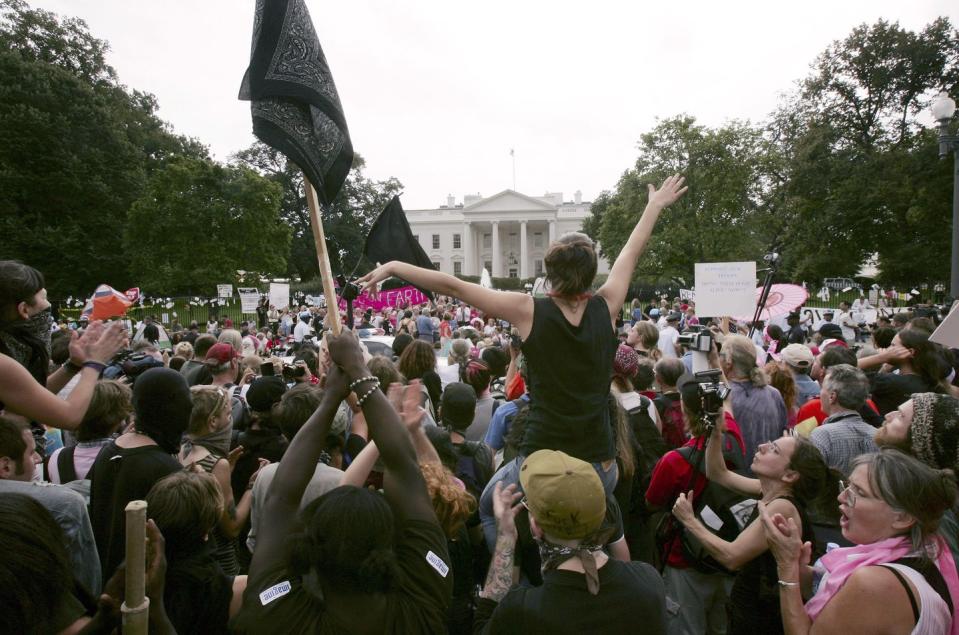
[
  {"x1": 679, "y1": 289, "x2": 695, "y2": 301},
  {"x1": 694, "y1": 262, "x2": 756, "y2": 318},
  {"x1": 269, "y1": 282, "x2": 289, "y2": 310},
  {"x1": 237, "y1": 287, "x2": 260, "y2": 314},
  {"x1": 217, "y1": 284, "x2": 233, "y2": 298}
]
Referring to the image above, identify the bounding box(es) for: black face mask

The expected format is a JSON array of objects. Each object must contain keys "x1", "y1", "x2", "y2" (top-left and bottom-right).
[{"x1": 0, "y1": 307, "x2": 53, "y2": 385}]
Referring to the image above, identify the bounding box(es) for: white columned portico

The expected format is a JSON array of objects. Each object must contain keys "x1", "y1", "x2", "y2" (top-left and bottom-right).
[
  {"x1": 463, "y1": 221, "x2": 473, "y2": 276},
  {"x1": 520, "y1": 220, "x2": 528, "y2": 278},
  {"x1": 491, "y1": 221, "x2": 501, "y2": 277},
  {"x1": 548, "y1": 218, "x2": 556, "y2": 244}
]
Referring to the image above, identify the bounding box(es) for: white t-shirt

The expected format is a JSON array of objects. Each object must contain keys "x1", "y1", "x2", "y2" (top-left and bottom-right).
[
  {"x1": 837, "y1": 311, "x2": 856, "y2": 341},
  {"x1": 657, "y1": 326, "x2": 680, "y2": 359},
  {"x1": 293, "y1": 320, "x2": 312, "y2": 342}
]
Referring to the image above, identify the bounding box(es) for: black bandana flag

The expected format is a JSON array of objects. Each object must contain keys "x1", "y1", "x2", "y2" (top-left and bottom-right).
[
  {"x1": 239, "y1": 0, "x2": 353, "y2": 207},
  {"x1": 364, "y1": 196, "x2": 436, "y2": 300}
]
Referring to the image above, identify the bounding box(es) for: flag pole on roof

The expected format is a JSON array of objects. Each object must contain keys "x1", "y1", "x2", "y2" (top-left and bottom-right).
[{"x1": 239, "y1": 0, "x2": 353, "y2": 335}]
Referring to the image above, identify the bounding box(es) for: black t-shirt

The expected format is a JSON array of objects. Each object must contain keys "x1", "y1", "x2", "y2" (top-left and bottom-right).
[
  {"x1": 165, "y1": 547, "x2": 234, "y2": 635},
  {"x1": 473, "y1": 559, "x2": 666, "y2": 634},
  {"x1": 88, "y1": 442, "x2": 182, "y2": 580},
  {"x1": 520, "y1": 296, "x2": 616, "y2": 463},
  {"x1": 870, "y1": 373, "x2": 933, "y2": 416},
  {"x1": 232, "y1": 519, "x2": 453, "y2": 634}
]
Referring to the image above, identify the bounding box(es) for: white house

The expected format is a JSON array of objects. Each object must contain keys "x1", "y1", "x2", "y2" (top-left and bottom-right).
[{"x1": 405, "y1": 189, "x2": 610, "y2": 279}]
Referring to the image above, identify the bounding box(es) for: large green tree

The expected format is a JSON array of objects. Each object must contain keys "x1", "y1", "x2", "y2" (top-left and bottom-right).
[
  {"x1": 124, "y1": 157, "x2": 290, "y2": 295},
  {"x1": 231, "y1": 143, "x2": 403, "y2": 281},
  {"x1": 0, "y1": 0, "x2": 206, "y2": 296},
  {"x1": 771, "y1": 18, "x2": 959, "y2": 285},
  {"x1": 584, "y1": 116, "x2": 780, "y2": 283}
]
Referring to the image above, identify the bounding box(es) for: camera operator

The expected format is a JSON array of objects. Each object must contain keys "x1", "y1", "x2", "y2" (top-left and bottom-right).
[{"x1": 646, "y1": 363, "x2": 746, "y2": 635}]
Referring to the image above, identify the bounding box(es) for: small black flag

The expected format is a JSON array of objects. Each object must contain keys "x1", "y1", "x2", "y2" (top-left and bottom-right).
[
  {"x1": 364, "y1": 196, "x2": 436, "y2": 300},
  {"x1": 239, "y1": 0, "x2": 353, "y2": 207}
]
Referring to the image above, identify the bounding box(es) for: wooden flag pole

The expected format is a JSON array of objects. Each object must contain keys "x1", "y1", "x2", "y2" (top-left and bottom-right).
[
  {"x1": 121, "y1": 500, "x2": 149, "y2": 635},
  {"x1": 304, "y1": 176, "x2": 342, "y2": 335}
]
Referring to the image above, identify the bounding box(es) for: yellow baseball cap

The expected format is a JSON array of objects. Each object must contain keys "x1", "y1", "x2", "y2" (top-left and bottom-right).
[{"x1": 519, "y1": 450, "x2": 606, "y2": 540}]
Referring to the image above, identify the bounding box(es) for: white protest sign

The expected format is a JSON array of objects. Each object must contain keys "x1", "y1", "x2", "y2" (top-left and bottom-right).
[
  {"x1": 930, "y1": 302, "x2": 959, "y2": 349},
  {"x1": 237, "y1": 287, "x2": 260, "y2": 314},
  {"x1": 694, "y1": 262, "x2": 757, "y2": 318},
  {"x1": 679, "y1": 289, "x2": 695, "y2": 301},
  {"x1": 217, "y1": 284, "x2": 234, "y2": 298},
  {"x1": 269, "y1": 282, "x2": 290, "y2": 311}
]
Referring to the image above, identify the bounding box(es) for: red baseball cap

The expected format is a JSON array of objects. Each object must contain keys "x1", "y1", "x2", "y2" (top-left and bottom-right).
[{"x1": 205, "y1": 342, "x2": 239, "y2": 365}]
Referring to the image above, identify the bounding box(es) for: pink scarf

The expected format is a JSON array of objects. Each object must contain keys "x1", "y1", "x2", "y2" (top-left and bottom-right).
[{"x1": 805, "y1": 535, "x2": 959, "y2": 634}]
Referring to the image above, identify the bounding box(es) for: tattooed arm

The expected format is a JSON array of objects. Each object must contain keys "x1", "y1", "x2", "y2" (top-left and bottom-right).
[{"x1": 478, "y1": 482, "x2": 523, "y2": 602}]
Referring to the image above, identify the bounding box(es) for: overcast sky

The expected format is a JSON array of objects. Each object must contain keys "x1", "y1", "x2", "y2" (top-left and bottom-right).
[{"x1": 30, "y1": 0, "x2": 958, "y2": 210}]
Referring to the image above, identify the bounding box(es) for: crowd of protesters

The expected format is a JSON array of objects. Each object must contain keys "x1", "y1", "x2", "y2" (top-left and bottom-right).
[{"x1": 2, "y1": 174, "x2": 959, "y2": 634}]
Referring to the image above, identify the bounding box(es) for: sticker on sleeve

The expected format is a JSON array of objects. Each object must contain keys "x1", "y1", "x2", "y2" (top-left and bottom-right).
[
  {"x1": 259, "y1": 580, "x2": 292, "y2": 606},
  {"x1": 425, "y1": 550, "x2": 449, "y2": 578}
]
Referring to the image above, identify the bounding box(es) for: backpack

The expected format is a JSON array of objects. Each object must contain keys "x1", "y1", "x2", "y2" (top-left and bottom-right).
[
  {"x1": 655, "y1": 394, "x2": 687, "y2": 449},
  {"x1": 624, "y1": 395, "x2": 669, "y2": 518},
  {"x1": 454, "y1": 440, "x2": 493, "y2": 500},
  {"x1": 672, "y1": 436, "x2": 755, "y2": 575}
]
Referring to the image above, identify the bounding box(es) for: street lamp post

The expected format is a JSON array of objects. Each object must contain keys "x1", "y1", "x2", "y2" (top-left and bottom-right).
[{"x1": 931, "y1": 91, "x2": 958, "y2": 299}]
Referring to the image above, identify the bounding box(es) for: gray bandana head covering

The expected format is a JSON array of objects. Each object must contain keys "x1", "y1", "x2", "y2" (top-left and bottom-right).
[{"x1": 910, "y1": 392, "x2": 959, "y2": 473}]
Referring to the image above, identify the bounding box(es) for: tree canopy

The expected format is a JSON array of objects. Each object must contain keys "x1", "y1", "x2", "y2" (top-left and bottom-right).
[{"x1": 585, "y1": 18, "x2": 959, "y2": 288}]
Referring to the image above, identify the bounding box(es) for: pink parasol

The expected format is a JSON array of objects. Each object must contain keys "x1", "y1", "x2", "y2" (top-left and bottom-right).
[{"x1": 732, "y1": 284, "x2": 808, "y2": 322}]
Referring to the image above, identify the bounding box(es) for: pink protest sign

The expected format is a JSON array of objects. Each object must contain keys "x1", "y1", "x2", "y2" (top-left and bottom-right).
[{"x1": 336, "y1": 285, "x2": 430, "y2": 313}]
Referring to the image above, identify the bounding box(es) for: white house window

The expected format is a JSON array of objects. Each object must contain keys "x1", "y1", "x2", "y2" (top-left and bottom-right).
[
  {"x1": 432, "y1": 234, "x2": 440, "y2": 249},
  {"x1": 534, "y1": 259, "x2": 544, "y2": 276},
  {"x1": 453, "y1": 261, "x2": 462, "y2": 276},
  {"x1": 482, "y1": 233, "x2": 491, "y2": 248},
  {"x1": 533, "y1": 232, "x2": 543, "y2": 248},
  {"x1": 453, "y1": 233, "x2": 461, "y2": 249}
]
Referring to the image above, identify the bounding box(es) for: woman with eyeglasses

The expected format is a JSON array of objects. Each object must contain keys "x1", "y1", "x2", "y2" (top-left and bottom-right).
[
  {"x1": 761, "y1": 448, "x2": 958, "y2": 635},
  {"x1": 671, "y1": 412, "x2": 836, "y2": 634}
]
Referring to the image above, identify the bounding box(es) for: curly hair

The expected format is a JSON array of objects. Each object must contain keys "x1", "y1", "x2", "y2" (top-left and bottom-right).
[
  {"x1": 420, "y1": 461, "x2": 477, "y2": 538},
  {"x1": 398, "y1": 339, "x2": 436, "y2": 380},
  {"x1": 764, "y1": 361, "x2": 797, "y2": 413}
]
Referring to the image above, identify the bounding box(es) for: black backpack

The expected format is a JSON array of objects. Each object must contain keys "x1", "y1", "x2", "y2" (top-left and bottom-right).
[
  {"x1": 454, "y1": 440, "x2": 493, "y2": 500},
  {"x1": 674, "y1": 436, "x2": 755, "y2": 575}
]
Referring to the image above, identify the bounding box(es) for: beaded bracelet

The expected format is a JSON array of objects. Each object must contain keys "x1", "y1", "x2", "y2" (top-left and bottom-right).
[
  {"x1": 355, "y1": 382, "x2": 381, "y2": 407},
  {"x1": 348, "y1": 375, "x2": 378, "y2": 391}
]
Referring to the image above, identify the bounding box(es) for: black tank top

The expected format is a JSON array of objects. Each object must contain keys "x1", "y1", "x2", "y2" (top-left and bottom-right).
[
  {"x1": 729, "y1": 496, "x2": 814, "y2": 635},
  {"x1": 520, "y1": 296, "x2": 616, "y2": 462}
]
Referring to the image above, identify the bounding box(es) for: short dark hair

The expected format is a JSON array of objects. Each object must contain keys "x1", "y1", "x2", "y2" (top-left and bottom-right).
[
  {"x1": 274, "y1": 384, "x2": 324, "y2": 441},
  {"x1": 654, "y1": 358, "x2": 685, "y2": 388},
  {"x1": 819, "y1": 346, "x2": 858, "y2": 370},
  {"x1": 544, "y1": 232, "x2": 597, "y2": 296},
  {"x1": 147, "y1": 471, "x2": 223, "y2": 554},
  {"x1": 0, "y1": 416, "x2": 29, "y2": 474},
  {"x1": 193, "y1": 334, "x2": 217, "y2": 358},
  {"x1": 0, "y1": 260, "x2": 44, "y2": 320},
  {"x1": 872, "y1": 326, "x2": 896, "y2": 349},
  {"x1": 0, "y1": 493, "x2": 71, "y2": 634}
]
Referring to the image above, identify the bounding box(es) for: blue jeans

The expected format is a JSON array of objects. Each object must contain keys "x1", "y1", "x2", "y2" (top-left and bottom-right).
[{"x1": 479, "y1": 455, "x2": 619, "y2": 551}]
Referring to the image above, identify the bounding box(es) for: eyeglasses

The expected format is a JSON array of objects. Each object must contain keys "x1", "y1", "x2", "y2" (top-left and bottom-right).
[{"x1": 839, "y1": 479, "x2": 856, "y2": 508}]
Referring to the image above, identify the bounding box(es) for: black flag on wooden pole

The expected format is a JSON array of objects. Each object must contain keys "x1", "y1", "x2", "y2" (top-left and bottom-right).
[{"x1": 238, "y1": 0, "x2": 353, "y2": 207}]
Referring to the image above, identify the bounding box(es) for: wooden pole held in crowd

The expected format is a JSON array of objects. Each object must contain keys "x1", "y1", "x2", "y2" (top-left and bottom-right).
[
  {"x1": 303, "y1": 176, "x2": 342, "y2": 335},
  {"x1": 121, "y1": 500, "x2": 149, "y2": 635}
]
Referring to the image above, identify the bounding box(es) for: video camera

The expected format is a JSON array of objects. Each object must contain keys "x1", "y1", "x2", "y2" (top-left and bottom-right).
[
  {"x1": 692, "y1": 369, "x2": 730, "y2": 421},
  {"x1": 677, "y1": 325, "x2": 712, "y2": 353},
  {"x1": 102, "y1": 349, "x2": 164, "y2": 382}
]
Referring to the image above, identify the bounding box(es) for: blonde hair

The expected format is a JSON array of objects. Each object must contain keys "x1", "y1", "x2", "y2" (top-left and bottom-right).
[
  {"x1": 633, "y1": 321, "x2": 662, "y2": 361},
  {"x1": 79, "y1": 380, "x2": 132, "y2": 441},
  {"x1": 722, "y1": 334, "x2": 768, "y2": 386},
  {"x1": 188, "y1": 385, "x2": 230, "y2": 435},
  {"x1": 173, "y1": 342, "x2": 194, "y2": 360},
  {"x1": 420, "y1": 462, "x2": 476, "y2": 538}
]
